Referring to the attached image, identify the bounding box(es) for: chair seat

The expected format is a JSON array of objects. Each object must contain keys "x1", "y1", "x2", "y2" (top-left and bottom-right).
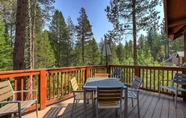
[
  {"x1": 123, "y1": 91, "x2": 137, "y2": 99},
  {"x1": 0, "y1": 100, "x2": 36, "y2": 114},
  {"x1": 98, "y1": 101, "x2": 120, "y2": 109},
  {"x1": 161, "y1": 86, "x2": 186, "y2": 92}
]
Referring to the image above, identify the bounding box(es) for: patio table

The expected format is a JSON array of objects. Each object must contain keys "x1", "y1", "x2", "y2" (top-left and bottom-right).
[{"x1": 83, "y1": 78, "x2": 128, "y2": 118}]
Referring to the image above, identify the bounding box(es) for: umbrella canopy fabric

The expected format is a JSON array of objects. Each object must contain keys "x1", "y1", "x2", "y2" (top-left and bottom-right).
[{"x1": 102, "y1": 39, "x2": 111, "y2": 56}]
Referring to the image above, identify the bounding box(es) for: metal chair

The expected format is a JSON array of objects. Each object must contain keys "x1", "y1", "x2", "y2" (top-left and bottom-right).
[
  {"x1": 159, "y1": 73, "x2": 186, "y2": 108},
  {"x1": 70, "y1": 77, "x2": 95, "y2": 118},
  {"x1": 96, "y1": 86, "x2": 123, "y2": 118},
  {"x1": 111, "y1": 69, "x2": 122, "y2": 80},
  {"x1": 123, "y1": 76, "x2": 143, "y2": 117},
  {"x1": 0, "y1": 80, "x2": 38, "y2": 118}
]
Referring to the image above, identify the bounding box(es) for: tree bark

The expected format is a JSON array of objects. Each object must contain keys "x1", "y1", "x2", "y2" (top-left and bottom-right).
[
  {"x1": 132, "y1": 0, "x2": 137, "y2": 65},
  {"x1": 13, "y1": 0, "x2": 28, "y2": 100}
]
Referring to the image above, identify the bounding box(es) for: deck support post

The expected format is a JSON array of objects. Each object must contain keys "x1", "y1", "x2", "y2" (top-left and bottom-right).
[
  {"x1": 39, "y1": 70, "x2": 47, "y2": 110},
  {"x1": 183, "y1": 31, "x2": 186, "y2": 102}
]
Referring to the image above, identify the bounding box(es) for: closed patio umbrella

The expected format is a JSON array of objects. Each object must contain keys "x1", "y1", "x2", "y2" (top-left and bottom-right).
[{"x1": 102, "y1": 38, "x2": 111, "y2": 67}]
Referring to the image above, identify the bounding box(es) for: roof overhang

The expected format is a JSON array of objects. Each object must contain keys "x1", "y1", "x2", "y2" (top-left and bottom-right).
[{"x1": 164, "y1": 0, "x2": 186, "y2": 40}]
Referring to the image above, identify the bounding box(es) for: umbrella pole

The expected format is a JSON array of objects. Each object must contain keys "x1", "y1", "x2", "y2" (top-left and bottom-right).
[
  {"x1": 106, "y1": 55, "x2": 108, "y2": 67},
  {"x1": 105, "y1": 38, "x2": 108, "y2": 67}
]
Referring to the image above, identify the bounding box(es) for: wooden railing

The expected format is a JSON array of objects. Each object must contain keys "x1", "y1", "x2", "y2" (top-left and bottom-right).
[
  {"x1": 109, "y1": 65, "x2": 186, "y2": 96},
  {"x1": 0, "y1": 65, "x2": 186, "y2": 113}
]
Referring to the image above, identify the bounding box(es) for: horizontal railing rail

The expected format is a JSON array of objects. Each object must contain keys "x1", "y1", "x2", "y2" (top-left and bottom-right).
[
  {"x1": 109, "y1": 65, "x2": 186, "y2": 97},
  {"x1": 0, "y1": 65, "x2": 186, "y2": 115}
]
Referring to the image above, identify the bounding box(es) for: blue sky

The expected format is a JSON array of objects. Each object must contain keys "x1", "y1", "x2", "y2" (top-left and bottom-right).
[{"x1": 53, "y1": 0, "x2": 164, "y2": 43}]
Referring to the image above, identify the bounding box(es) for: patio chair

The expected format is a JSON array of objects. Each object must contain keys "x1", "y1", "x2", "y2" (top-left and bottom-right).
[
  {"x1": 96, "y1": 86, "x2": 123, "y2": 118},
  {"x1": 111, "y1": 68, "x2": 122, "y2": 80},
  {"x1": 123, "y1": 76, "x2": 143, "y2": 117},
  {"x1": 0, "y1": 80, "x2": 38, "y2": 118},
  {"x1": 159, "y1": 73, "x2": 186, "y2": 108},
  {"x1": 95, "y1": 73, "x2": 109, "y2": 78},
  {"x1": 70, "y1": 77, "x2": 95, "y2": 118}
]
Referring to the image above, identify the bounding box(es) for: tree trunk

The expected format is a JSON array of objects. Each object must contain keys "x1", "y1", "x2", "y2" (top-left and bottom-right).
[
  {"x1": 28, "y1": 0, "x2": 33, "y2": 69},
  {"x1": 32, "y1": 0, "x2": 37, "y2": 69},
  {"x1": 13, "y1": 0, "x2": 28, "y2": 100},
  {"x1": 132, "y1": 0, "x2": 137, "y2": 65}
]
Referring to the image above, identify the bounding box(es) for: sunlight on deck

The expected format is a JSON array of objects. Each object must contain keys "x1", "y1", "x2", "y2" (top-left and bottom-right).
[{"x1": 22, "y1": 91, "x2": 186, "y2": 118}]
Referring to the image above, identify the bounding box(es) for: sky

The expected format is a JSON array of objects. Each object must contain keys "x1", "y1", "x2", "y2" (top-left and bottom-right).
[{"x1": 53, "y1": 0, "x2": 164, "y2": 43}]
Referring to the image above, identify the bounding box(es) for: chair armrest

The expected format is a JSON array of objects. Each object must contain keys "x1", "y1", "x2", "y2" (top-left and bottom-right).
[
  {"x1": 0, "y1": 101, "x2": 20, "y2": 104},
  {"x1": 158, "y1": 80, "x2": 172, "y2": 86},
  {"x1": 128, "y1": 88, "x2": 140, "y2": 92},
  {"x1": 123, "y1": 83, "x2": 132, "y2": 86},
  {"x1": 72, "y1": 90, "x2": 84, "y2": 93}
]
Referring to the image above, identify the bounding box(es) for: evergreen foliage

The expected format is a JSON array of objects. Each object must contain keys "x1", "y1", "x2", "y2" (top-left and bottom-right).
[
  {"x1": 105, "y1": 0, "x2": 161, "y2": 65},
  {"x1": 116, "y1": 42, "x2": 125, "y2": 64},
  {"x1": 34, "y1": 30, "x2": 55, "y2": 68},
  {"x1": 0, "y1": 17, "x2": 12, "y2": 71},
  {"x1": 0, "y1": 1, "x2": 186, "y2": 71},
  {"x1": 86, "y1": 38, "x2": 101, "y2": 65},
  {"x1": 76, "y1": 7, "x2": 94, "y2": 65},
  {"x1": 49, "y1": 10, "x2": 70, "y2": 67},
  {"x1": 109, "y1": 42, "x2": 120, "y2": 65}
]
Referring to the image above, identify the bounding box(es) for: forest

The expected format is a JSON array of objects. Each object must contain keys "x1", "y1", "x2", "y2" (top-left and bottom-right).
[{"x1": 0, "y1": 0, "x2": 184, "y2": 71}]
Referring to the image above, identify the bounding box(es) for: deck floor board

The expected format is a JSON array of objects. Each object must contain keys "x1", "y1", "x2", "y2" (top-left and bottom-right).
[{"x1": 22, "y1": 91, "x2": 186, "y2": 118}]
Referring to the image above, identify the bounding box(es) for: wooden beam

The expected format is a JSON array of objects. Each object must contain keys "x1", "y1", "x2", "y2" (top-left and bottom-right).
[
  {"x1": 174, "y1": 32, "x2": 185, "y2": 39},
  {"x1": 169, "y1": 18, "x2": 186, "y2": 27},
  {"x1": 168, "y1": 35, "x2": 174, "y2": 40},
  {"x1": 163, "y1": 0, "x2": 168, "y2": 35},
  {"x1": 169, "y1": 24, "x2": 185, "y2": 34}
]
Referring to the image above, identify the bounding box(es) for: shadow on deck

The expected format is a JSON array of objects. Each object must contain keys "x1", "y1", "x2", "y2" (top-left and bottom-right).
[{"x1": 22, "y1": 91, "x2": 186, "y2": 118}]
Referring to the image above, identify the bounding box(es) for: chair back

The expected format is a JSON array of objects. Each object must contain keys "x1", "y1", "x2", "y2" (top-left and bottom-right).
[
  {"x1": 70, "y1": 77, "x2": 78, "y2": 91},
  {"x1": 131, "y1": 76, "x2": 143, "y2": 90},
  {"x1": 112, "y1": 69, "x2": 122, "y2": 77},
  {"x1": 0, "y1": 80, "x2": 14, "y2": 102},
  {"x1": 173, "y1": 73, "x2": 186, "y2": 86},
  {"x1": 97, "y1": 86, "x2": 123, "y2": 102}
]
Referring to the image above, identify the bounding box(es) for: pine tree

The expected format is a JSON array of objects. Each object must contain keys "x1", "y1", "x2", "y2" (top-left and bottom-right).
[
  {"x1": 0, "y1": 18, "x2": 12, "y2": 71},
  {"x1": 76, "y1": 7, "x2": 94, "y2": 65},
  {"x1": 67, "y1": 16, "x2": 75, "y2": 66},
  {"x1": 116, "y1": 42, "x2": 125, "y2": 64},
  {"x1": 34, "y1": 30, "x2": 55, "y2": 68},
  {"x1": 71, "y1": 46, "x2": 82, "y2": 66},
  {"x1": 146, "y1": 26, "x2": 165, "y2": 62},
  {"x1": 0, "y1": 0, "x2": 16, "y2": 47},
  {"x1": 138, "y1": 34, "x2": 145, "y2": 54},
  {"x1": 109, "y1": 42, "x2": 120, "y2": 65},
  {"x1": 105, "y1": 0, "x2": 161, "y2": 65},
  {"x1": 86, "y1": 38, "x2": 101, "y2": 65},
  {"x1": 49, "y1": 10, "x2": 70, "y2": 67},
  {"x1": 160, "y1": 20, "x2": 170, "y2": 58}
]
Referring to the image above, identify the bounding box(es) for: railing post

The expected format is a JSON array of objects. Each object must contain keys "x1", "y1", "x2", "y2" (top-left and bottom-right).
[
  {"x1": 39, "y1": 70, "x2": 47, "y2": 110},
  {"x1": 85, "y1": 67, "x2": 90, "y2": 83},
  {"x1": 135, "y1": 66, "x2": 140, "y2": 77}
]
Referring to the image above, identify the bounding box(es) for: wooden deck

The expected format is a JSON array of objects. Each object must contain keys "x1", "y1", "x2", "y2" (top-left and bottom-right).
[{"x1": 22, "y1": 91, "x2": 186, "y2": 118}]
